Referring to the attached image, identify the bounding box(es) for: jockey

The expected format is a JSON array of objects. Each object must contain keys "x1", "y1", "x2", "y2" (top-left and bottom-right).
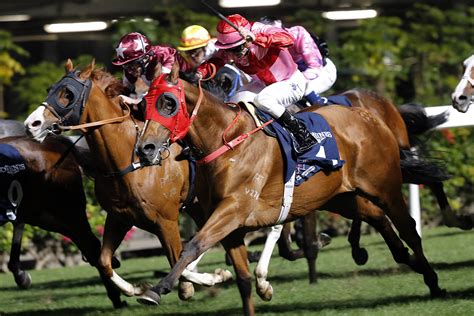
[
  {"x1": 112, "y1": 32, "x2": 198, "y2": 102},
  {"x1": 177, "y1": 25, "x2": 218, "y2": 70},
  {"x1": 259, "y1": 16, "x2": 337, "y2": 106},
  {"x1": 112, "y1": 32, "x2": 177, "y2": 99},
  {"x1": 196, "y1": 14, "x2": 317, "y2": 153}
]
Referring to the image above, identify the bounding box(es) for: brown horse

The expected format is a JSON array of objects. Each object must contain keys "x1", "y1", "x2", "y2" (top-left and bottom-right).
[
  {"x1": 24, "y1": 60, "x2": 235, "y2": 304},
  {"x1": 452, "y1": 54, "x2": 474, "y2": 113},
  {"x1": 135, "y1": 63, "x2": 447, "y2": 314},
  {"x1": 0, "y1": 131, "x2": 124, "y2": 307}
]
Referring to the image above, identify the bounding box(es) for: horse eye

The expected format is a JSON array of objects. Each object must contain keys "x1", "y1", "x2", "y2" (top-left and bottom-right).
[
  {"x1": 58, "y1": 88, "x2": 74, "y2": 107},
  {"x1": 156, "y1": 94, "x2": 178, "y2": 117}
]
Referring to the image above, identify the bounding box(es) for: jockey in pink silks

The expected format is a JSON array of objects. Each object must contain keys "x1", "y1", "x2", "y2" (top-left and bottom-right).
[
  {"x1": 196, "y1": 14, "x2": 317, "y2": 153},
  {"x1": 259, "y1": 16, "x2": 337, "y2": 106},
  {"x1": 112, "y1": 32, "x2": 206, "y2": 102}
]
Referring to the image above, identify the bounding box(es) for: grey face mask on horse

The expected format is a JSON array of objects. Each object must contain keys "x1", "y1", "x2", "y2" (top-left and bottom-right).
[{"x1": 43, "y1": 70, "x2": 92, "y2": 128}]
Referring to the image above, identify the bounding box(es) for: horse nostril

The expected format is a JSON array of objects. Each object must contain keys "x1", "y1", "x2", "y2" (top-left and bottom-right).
[
  {"x1": 142, "y1": 143, "x2": 156, "y2": 156},
  {"x1": 459, "y1": 95, "x2": 468, "y2": 101},
  {"x1": 31, "y1": 120, "x2": 42, "y2": 128}
]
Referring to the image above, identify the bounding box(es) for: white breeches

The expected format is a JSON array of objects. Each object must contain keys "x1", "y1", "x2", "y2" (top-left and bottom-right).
[
  {"x1": 253, "y1": 70, "x2": 306, "y2": 118},
  {"x1": 305, "y1": 58, "x2": 337, "y2": 96}
]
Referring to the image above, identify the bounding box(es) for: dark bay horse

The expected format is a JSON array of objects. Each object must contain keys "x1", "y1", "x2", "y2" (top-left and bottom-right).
[
  {"x1": 0, "y1": 129, "x2": 124, "y2": 307},
  {"x1": 452, "y1": 54, "x2": 474, "y2": 113},
  {"x1": 24, "y1": 60, "x2": 234, "y2": 304},
  {"x1": 135, "y1": 65, "x2": 446, "y2": 314}
]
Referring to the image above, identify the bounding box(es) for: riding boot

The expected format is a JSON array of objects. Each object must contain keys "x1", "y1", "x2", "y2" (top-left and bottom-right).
[{"x1": 276, "y1": 110, "x2": 317, "y2": 153}]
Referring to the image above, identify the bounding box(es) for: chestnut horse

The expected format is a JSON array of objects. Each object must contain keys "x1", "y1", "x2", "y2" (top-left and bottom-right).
[
  {"x1": 24, "y1": 60, "x2": 235, "y2": 304},
  {"x1": 135, "y1": 65, "x2": 446, "y2": 315},
  {"x1": 452, "y1": 54, "x2": 474, "y2": 113},
  {"x1": 0, "y1": 129, "x2": 124, "y2": 307}
]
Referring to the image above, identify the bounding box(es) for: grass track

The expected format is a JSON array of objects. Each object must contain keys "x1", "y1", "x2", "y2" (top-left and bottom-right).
[{"x1": 0, "y1": 226, "x2": 473, "y2": 315}]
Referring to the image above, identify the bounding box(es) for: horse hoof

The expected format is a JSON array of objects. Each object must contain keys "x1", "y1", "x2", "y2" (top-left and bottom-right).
[
  {"x1": 137, "y1": 289, "x2": 161, "y2": 306},
  {"x1": 257, "y1": 282, "x2": 273, "y2": 301},
  {"x1": 113, "y1": 300, "x2": 128, "y2": 309},
  {"x1": 135, "y1": 282, "x2": 153, "y2": 296},
  {"x1": 112, "y1": 256, "x2": 121, "y2": 269},
  {"x1": 247, "y1": 251, "x2": 262, "y2": 263},
  {"x1": 16, "y1": 272, "x2": 32, "y2": 289},
  {"x1": 431, "y1": 288, "x2": 448, "y2": 298},
  {"x1": 178, "y1": 281, "x2": 195, "y2": 300},
  {"x1": 215, "y1": 268, "x2": 233, "y2": 282},
  {"x1": 352, "y1": 248, "x2": 369, "y2": 266},
  {"x1": 318, "y1": 233, "x2": 332, "y2": 249}
]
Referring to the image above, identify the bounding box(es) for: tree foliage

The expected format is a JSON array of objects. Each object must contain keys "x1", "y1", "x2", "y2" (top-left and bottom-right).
[{"x1": 1, "y1": 4, "x2": 473, "y2": 254}]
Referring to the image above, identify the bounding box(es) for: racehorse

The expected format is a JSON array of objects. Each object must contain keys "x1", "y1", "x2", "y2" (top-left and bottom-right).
[
  {"x1": 0, "y1": 126, "x2": 124, "y2": 307},
  {"x1": 135, "y1": 63, "x2": 446, "y2": 314},
  {"x1": 212, "y1": 67, "x2": 468, "y2": 285},
  {"x1": 23, "y1": 60, "x2": 235, "y2": 305},
  {"x1": 452, "y1": 54, "x2": 474, "y2": 113}
]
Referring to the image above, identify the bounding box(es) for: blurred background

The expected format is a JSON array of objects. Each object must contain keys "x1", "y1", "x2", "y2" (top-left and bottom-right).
[{"x1": 0, "y1": 0, "x2": 472, "y2": 269}]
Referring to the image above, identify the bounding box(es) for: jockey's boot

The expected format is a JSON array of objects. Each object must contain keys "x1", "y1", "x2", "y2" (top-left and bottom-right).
[{"x1": 276, "y1": 110, "x2": 317, "y2": 153}]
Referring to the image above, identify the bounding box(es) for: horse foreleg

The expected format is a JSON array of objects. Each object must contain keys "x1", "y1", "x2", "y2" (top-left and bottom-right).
[
  {"x1": 138, "y1": 200, "x2": 243, "y2": 306},
  {"x1": 99, "y1": 214, "x2": 144, "y2": 298},
  {"x1": 348, "y1": 219, "x2": 369, "y2": 265},
  {"x1": 255, "y1": 224, "x2": 283, "y2": 301},
  {"x1": 428, "y1": 182, "x2": 473, "y2": 230},
  {"x1": 8, "y1": 223, "x2": 32, "y2": 289},
  {"x1": 221, "y1": 231, "x2": 255, "y2": 316},
  {"x1": 180, "y1": 250, "x2": 233, "y2": 286}
]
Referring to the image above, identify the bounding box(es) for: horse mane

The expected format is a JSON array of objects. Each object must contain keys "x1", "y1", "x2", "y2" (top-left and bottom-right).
[{"x1": 90, "y1": 68, "x2": 130, "y2": 98}]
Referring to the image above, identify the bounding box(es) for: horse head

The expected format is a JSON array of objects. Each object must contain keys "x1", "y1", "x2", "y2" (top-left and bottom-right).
[
  {"x1": 137, "y1": 63, "x2": 191, "y2": 165},
  {"x1": 451, "y1": 55, "x2": 474, "y2": 113},
  {"x1": 24, "y1": 59, "x2": 95, "y2": 142},
  {"x1": 24, "y1": 59, "x2": 131, "y2": 144}
]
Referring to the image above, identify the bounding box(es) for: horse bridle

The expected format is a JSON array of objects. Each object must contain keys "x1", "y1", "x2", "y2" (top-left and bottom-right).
[
  {"x1": 41, "y1": 69, "x2": 143, "y2": 176},
  {"x1": 43, "y1": 70, "x2": 92, "y2": 130},
  {"x1": 42, "y1": 70, "x2": 131, "y2": 133}
]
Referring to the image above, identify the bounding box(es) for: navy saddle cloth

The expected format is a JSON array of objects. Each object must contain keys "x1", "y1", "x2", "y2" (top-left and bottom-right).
[
  {"x1": 259, "y1": 111, "x2": 345, "y2": 186},
  {"x1": 0, "y1": 144, "x2": 26, "y2": 223}
]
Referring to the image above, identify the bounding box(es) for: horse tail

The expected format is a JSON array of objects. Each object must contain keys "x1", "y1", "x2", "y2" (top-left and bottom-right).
[
  {"x1": 398, "y1": 103, "x2": 449, "y2": 144},
  {"x1": 399, "y1": 149, "x2": 450, "y2": 184}
]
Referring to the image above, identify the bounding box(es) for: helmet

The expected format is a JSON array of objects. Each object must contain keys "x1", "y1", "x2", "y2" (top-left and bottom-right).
[
  {"x1": 215, "y1": 14, "x2": 250, "y2": 49},
  {"x1": 112, "y1": 32, "x2": 151, "y2": 66},
  {"x1": 177, "y1": 25, "x2": 211, "y2": 51}
]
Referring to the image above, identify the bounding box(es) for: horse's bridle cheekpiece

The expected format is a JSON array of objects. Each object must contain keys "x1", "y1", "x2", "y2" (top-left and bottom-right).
[{"x1": 44, "y1": 70, "x2": 92, "y2": 126}]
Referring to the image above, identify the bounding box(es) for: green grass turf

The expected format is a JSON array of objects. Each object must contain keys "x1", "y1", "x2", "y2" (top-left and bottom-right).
[{"x1": 0, "y1": 226, "x2": 473, "y2": 315}]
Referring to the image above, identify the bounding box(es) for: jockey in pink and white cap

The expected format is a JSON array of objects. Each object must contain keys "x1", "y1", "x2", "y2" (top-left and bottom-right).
[{"x1": 197, "y1": 14, "x2": 317, "y2": 153}]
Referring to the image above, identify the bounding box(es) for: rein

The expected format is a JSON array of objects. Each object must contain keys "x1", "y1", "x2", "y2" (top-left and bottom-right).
[
  {"x1": 182, "y1": 64, "x2": 276, "y2": 165},
  {"x1": 44, "y1": 101, "x2": 131, "y2": 132},
  {"x1": 197, "y1": 117, "x2": 274, "y2": 164}
]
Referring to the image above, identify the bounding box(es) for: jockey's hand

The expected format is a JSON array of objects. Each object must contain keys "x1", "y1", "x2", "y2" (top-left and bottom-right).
[{"x1": 239, "y1": 27, "x2": 255, "y2": 43}]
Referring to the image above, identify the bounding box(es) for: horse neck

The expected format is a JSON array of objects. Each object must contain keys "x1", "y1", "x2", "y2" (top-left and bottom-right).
[
  {"x1": 81, "y1": 90, "x2": 139, "y2": 171},
  {"x1": 184, "y1": 82, "x2": 253, "y2": 154}
]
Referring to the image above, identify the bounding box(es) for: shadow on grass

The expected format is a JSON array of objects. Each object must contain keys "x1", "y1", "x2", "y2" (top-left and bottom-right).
[
  {"x1": 6, "y1": 286, "x2": 473, "y2": 316},
  {"x1": 255, "y1": 285, "x2": 474, "y2": 314}
]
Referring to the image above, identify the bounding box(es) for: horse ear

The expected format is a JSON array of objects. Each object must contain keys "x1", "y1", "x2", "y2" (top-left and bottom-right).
[
  {"x1": 81, "y1": 59, "x2": 95, "y2": 79},
  {"x1": 65, "y1": 59, "x2": 74, "y2": 73},
  {"x1": 169, "y1": 60, "x2": 180, "y2": 85},
  {"x1": 152, "y1": 63, "x2": 162, "y2": 81}
]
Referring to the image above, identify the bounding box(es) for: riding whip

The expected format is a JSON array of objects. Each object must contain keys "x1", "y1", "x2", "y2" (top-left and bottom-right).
[{"x1": 200, "y1": 0, "x2": 250, "y2": 41}]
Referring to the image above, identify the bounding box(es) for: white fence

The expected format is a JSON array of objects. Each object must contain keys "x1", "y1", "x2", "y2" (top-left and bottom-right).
[{"x1": 409, "y1": 104, "x2": 474, "y2": 235}]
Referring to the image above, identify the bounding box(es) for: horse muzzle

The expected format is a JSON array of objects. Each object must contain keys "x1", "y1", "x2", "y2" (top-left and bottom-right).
[{"x1": 137, "y1": 140, "x2": 170, "y2": 166}]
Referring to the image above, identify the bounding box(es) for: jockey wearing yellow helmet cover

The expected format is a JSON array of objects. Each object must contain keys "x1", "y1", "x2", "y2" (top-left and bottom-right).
[{"x1": 177, "y1": 25, "x2": 217, "y2": 69}]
